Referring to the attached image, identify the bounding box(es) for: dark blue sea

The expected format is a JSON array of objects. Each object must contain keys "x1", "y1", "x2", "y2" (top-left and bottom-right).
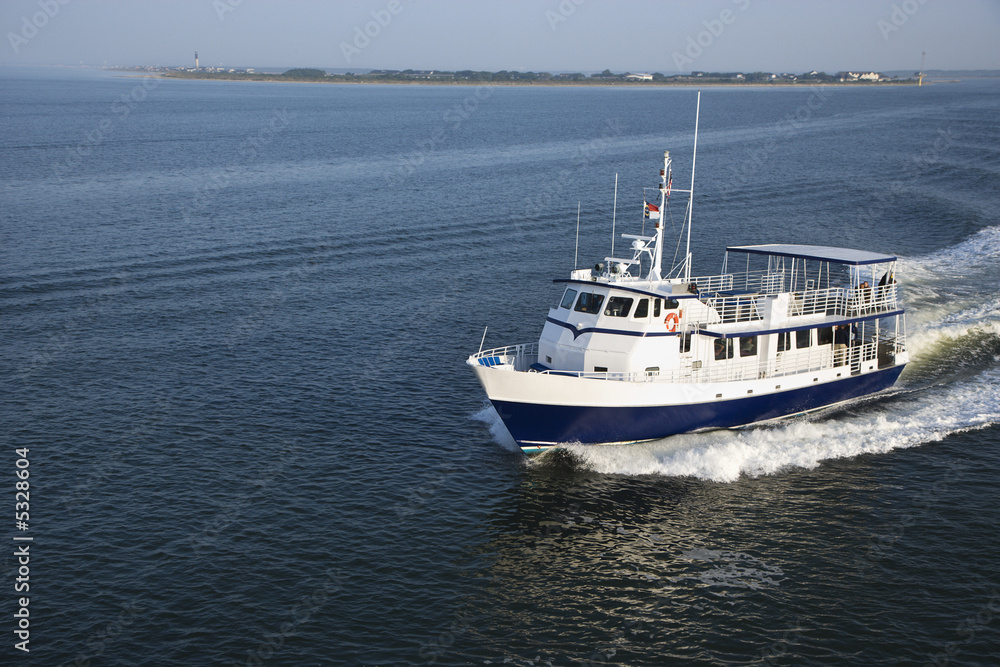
[{"x1": 2, "y1": 67, "x2": 999, "y2": 666}]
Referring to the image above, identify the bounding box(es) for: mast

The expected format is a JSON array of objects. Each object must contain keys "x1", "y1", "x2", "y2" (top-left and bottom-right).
[
  {"x1": 651, "y1": 151, "x2": 671, "y2": 280},
  {"x1": 574, "y1": 201, "x2": 581, "y2": 269},
  {"x1": 684, "y1": 91, "x2": 701, "y2": 282},
  {"x1": 611, "y1": 173, "x2": 619, "y2": 258}
]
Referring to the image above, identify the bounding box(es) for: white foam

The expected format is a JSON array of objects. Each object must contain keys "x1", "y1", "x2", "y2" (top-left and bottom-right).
[
  {"x1": 565, "y1": 366, "x2": 999, "y2": 482},
  {"x1": 899, "y1": 225, "x2": 1000, "y2": 359},
  {"x1": 906, "y1": 299, "x2": 1000, "y2": 360},
  {"x1": 901, "y1": 225, "x2": 1000, "y2": 278},
  {"x1": 471, "y1": 402, "x2": 521, "y2": 453}
]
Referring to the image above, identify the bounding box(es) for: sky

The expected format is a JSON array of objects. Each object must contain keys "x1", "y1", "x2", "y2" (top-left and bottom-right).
[{"x1": 2, "y1": 0, "x2": 998, "y2": 74}]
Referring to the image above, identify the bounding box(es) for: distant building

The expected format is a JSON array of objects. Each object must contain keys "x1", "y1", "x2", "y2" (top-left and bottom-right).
[
  {"x1": 842, "y1": 71, "x2": 883, "y2": 81},
  {"x1": 626, "y1": 73, "x2": 653, "y2": 81}
]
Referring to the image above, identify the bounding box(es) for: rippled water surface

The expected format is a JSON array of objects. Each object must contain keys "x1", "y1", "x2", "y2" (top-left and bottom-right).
[{"x1": 2, "y1": 68, "x2": 999, "y2": 666}]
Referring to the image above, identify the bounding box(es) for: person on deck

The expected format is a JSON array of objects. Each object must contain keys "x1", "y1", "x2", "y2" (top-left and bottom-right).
[{"x1": 834, "y1": 325, "x2": 850, "y2": 365}]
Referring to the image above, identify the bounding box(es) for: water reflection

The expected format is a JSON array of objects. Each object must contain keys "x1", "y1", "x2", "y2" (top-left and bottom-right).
[{"x1": 458, "y1": 461, "x2": 839, "y2": 664}]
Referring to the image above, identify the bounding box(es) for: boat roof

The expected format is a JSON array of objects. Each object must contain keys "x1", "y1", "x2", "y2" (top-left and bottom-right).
[{"x1": 726, "y1": 244, "x2": 896, "y2": 266}]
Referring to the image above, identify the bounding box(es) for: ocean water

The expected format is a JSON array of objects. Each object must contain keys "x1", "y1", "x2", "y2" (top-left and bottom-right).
[{"x1": 2, "y1": 67, "x2": 999, "y2": 665}]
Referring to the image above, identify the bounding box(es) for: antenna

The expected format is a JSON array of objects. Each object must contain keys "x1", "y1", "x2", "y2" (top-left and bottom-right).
[
  {"x1": 684, "y1": 91, "x2": 701, "y2": 282},
  {"x1": 611, "y1": 173, "x2": 619, "y2": 258},
  {"x1": 574, "y1": 201, "x2": 581, "y2": 269}
]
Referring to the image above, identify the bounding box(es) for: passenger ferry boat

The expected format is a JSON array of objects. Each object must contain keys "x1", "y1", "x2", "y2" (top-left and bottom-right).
[{"x1": 468, "y1": 97, "x2": 908, "y2": 455}]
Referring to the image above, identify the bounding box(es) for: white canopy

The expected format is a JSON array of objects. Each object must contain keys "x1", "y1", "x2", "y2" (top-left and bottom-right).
[{"x1": 726, "y1": 244, "x2": 897, "y2": 266}]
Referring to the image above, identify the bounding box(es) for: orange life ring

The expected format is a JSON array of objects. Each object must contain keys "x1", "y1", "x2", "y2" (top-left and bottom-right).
[{"x1": 664, "y1": 312, "x2": 679, "y2": 332}]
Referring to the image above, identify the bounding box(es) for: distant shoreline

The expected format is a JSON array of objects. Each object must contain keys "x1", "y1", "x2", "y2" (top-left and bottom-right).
[{"x1": 152, "y1": 71, "x2": 919, "y2": 87}]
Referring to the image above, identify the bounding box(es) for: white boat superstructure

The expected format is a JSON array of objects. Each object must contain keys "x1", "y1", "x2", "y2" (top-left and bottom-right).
[{"x1": 468, "y1": 96, "x2": 908, "y2": 454}]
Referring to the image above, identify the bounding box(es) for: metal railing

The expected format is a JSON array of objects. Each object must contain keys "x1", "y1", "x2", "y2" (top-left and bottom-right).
[
  {"x1": 470, "y1": 343, "x2": 538, "y2": 371},
  {"x1": 473, "y1": 337, "x2": 904, "y2": 385},
  {"x1": 788, "y1": 284, "x2": 899, "y2": 318},
  {"x1": 847, "y1": 283, "x2": 899, "y2": 315},
  {"x1": 701, "y1": 295, "x2": 763, "y2": 323},
  {"x1": 691, "y1": 270, "x2": 787, "y2": 295},
  {"x1": 691, "y1": 273, "x2": 734, "y2": 293},
  {"x1": 789, "y1": 287, "x2": 844, "y2": 317}
]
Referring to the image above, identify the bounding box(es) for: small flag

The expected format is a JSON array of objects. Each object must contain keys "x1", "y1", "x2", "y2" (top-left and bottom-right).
[{"x1": 644, "y1": 202, "x2": 661, "y2": 220}]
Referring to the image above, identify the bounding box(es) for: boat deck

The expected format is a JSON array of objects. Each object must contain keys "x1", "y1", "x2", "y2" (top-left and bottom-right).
[{"x1": 472, "y1": 334, "x2": 905, "y2": 385}]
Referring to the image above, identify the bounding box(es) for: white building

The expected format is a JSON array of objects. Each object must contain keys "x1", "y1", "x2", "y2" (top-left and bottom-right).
[{"x1": 847, "y1": 71, "x2": 882, "y2": 81}]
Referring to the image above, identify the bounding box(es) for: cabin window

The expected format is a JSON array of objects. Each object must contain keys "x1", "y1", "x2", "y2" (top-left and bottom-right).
[
  {"x1": 604, "y1": 296, "x2": 634, "y2": 317},
  {"x1": 664, "y1": 298, "x2": 680, "y2": 310},
  {"x1": 680, "y1": 332, "x2": 692, "y2": 353},
  {"x1": 594, "y1": 366, "x2": 608, "y2": 373},
  {"x1": 714, "y1": 338, "x2": 734, "y2": 360},
  {"x1": 653, "y1": 299, "x2": 662, "y2": 317},
  {"x1": 817, "y1": 326, "x2": 833, "y2": 346},
  {"x1": 740, "y1": 336, "x2": 758, "y2": 357},
  {"x1": 796, "y1": 330, "x2": 812, "y2": 349},
  {"x1": 574, "y1": 292, "x2": 605, "y2": 314},
  {"x1": 559, "y1": 288, "x2": 578, "y2": 310},
  {"x1": 633, "y1": 298, "x2": 649, "y2": 319},
  {"x1": 776, "y1": 332, "x2": 791, "y2": 352}
]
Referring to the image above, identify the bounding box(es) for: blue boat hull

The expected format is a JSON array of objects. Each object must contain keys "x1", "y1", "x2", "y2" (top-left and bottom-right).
[{"x1": 491, "y1": 365, "x2": 905, "y2": 450}]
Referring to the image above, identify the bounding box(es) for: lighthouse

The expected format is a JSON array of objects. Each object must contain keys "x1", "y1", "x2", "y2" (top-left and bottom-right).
[{"x1": 195, "y1": 51, "x2": 199, "y2": 69}]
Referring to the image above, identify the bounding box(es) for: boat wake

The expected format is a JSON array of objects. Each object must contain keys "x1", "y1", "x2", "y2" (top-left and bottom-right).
[{"x1": 471, "y1": 225, "x2": 1000, "y2": 481}]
